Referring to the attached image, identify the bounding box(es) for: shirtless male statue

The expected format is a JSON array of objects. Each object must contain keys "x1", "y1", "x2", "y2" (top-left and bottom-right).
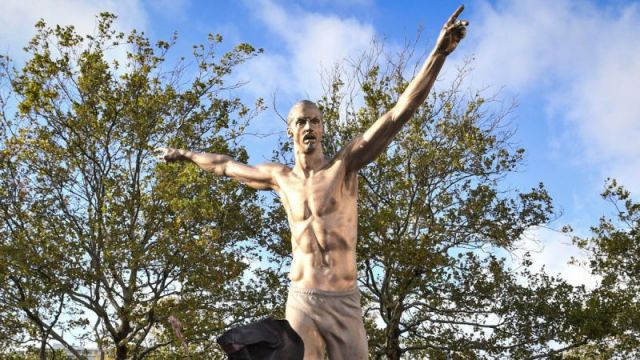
[{"x1": 157, "y1": 6, "x2": 467, "y2": 359}]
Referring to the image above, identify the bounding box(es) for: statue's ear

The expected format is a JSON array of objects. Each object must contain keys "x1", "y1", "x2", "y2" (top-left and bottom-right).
[{"x1": 287, "y1": 128, "x2": 293, "y2": 138}]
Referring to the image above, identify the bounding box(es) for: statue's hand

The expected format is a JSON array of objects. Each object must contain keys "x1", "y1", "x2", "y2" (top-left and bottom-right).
[
  {"x1": 154, "y1": 147, "x2": 182, "y2": 162},
  {"x1": 436, "y1": 5, "x2": 469, "y2": 55}
]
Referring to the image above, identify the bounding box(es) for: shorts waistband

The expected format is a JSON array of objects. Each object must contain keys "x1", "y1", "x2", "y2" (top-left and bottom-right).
[{"x1": 289, "y1": 286, "x2": 360, "y2": 297}]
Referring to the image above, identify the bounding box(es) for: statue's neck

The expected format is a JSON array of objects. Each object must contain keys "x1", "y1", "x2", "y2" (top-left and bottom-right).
[{"x1": 294, "y1": 148, "x2": 326, "y2": 176}]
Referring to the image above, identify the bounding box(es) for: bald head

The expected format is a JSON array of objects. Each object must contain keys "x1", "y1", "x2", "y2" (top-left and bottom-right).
[{"x1": 287, "y1": 100, "x2": 322, "y2": 126}]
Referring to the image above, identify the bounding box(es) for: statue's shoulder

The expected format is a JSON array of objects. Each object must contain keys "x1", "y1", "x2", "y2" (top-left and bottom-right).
[
  {"x1": 260, "y1": 162, "x2": 292, "y2": 175},
  {"x1": 327, "y1": 134, "x2": 364, "y2": 170}
]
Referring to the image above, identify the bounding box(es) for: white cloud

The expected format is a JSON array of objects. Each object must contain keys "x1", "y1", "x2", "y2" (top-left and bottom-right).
[
  {"x1": 239, "y1": 0, "x2": 375, "y2": 104},
  {"x1": 515, "y1": 226, "x2": 599, "y2": 289},
  {"x1": 0, "y1": 0, "x2": 147, "y2": 60},
  {"x1": 466, "y1": 0, "x2": 640, "y2": 192}
]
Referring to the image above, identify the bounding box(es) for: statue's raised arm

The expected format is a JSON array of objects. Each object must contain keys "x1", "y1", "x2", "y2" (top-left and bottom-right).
[{"x1": 344, "y1": 5, "x2": 468, "y2": 172}]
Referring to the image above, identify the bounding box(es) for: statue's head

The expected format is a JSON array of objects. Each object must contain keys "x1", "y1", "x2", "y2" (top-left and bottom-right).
[{"x1": 287, "y1": 100, "x2": 324, "y2": 155}]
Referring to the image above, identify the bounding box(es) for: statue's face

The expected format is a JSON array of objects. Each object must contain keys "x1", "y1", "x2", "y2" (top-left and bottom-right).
[{"x1": 287, "y1": 103, "x2": 324, "y2": 154}]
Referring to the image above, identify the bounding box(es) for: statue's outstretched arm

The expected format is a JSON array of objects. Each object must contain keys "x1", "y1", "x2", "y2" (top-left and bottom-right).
[
  {"x1": 155, "y1": 147, "x2": 281, "y2": 191},
  {"x1": 344, "y1": 5, "x2": 468, "y2": 172}
]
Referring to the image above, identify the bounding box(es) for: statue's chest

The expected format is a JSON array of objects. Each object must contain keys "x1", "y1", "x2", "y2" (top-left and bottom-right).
[{"x1": 279, "y1": 170, "x2": 345, "y2": 220}]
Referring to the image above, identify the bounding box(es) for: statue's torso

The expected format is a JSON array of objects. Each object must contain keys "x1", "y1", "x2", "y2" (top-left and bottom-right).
[{"x1": 274, "y1": 158, "x2": 359, "y2": 291}]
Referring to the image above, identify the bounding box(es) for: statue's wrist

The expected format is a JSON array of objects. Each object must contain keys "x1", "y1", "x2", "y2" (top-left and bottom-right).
[
  {"x1": 179, "y1": 149, "x2": 192, "y2": 160},
  {"x1": 435, "y1": 47, "x2": 450, "y2": 56}
]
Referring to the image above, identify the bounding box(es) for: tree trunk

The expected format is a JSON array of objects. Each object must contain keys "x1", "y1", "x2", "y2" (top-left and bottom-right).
[
  {"x1": 116, "y1": 341, "x2": 128, "y2": 360},
  {"x1": 39, "y1": 336, "x2": 47, "y2": 360},
  {"x1": 384, "y1": 325, "x2": 402, "y2": 360},
  {"x1": 115, "y1": 316, "x2": 132, "y2": 360}
]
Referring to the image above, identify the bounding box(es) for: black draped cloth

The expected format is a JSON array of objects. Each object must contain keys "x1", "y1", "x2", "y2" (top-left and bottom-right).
[{"x1": 217, "y1": 318, "x2": 304, "y2": 360}]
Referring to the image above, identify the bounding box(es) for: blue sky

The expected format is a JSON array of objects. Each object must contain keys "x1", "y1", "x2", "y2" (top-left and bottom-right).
[{"x1": 2, "y1": 0, "x2": 640, "y2": 288}]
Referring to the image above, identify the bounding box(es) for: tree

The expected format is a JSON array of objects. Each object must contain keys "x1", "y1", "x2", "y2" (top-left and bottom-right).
[
  {"x1": 567, "y1": 179, "x2": 640, "y2": 359},
  {"x1": 263, "y1": 40, "x2": 602, "y2": 359},
  {"x1": 0, "y1": 13, "x2": 272, "y2": 359}
]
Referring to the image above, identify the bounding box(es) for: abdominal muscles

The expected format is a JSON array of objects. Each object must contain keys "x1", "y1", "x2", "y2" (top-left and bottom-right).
[{"x1": 288, "y1": 218, "x2": 358, "y2": 291}]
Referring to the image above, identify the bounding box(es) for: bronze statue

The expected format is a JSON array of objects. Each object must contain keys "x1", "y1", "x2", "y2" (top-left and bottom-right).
[{"x1": 157, "y1": 6, "x2": 468, "y2": 359}]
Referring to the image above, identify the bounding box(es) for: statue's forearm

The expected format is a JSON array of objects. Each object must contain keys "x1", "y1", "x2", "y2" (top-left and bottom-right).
[
  {"x1": 393, "y1": 50, "x2": 447, "y2": 122},
  {"x1": 178, "y1": 150, "x2": 232, "y2": 176},
  {"x1": 394, "y1": 6, "x2": 467, "y2": 121}
]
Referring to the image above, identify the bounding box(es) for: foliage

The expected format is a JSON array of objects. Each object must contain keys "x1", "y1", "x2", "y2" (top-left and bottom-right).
[
  {"x1": 0, "y1": 349, "x2": 69, "y2": 360},
  {"x1": 0, "y1": 13, "x2": 271, "y2": 359},
  {"x1": 569, "y1": 179, "x2": 640, "y2": 359}
]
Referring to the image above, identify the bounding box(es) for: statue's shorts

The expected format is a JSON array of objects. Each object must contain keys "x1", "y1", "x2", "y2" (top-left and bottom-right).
[{"x1": 285, "y1": 287, "x2": 368, "y2": 360}]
